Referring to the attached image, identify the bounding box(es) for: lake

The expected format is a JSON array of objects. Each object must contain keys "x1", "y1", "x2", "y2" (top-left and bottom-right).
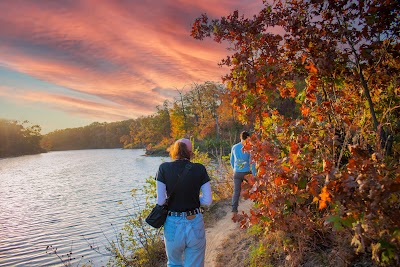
[{"x1": 0, "y1": 149, "x2": 167, "y2": 266}]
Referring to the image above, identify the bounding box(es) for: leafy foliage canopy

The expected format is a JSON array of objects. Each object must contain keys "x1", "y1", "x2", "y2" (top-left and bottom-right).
[{"x1": 192, "y1": 0, "x2": 400, "y2": 265}]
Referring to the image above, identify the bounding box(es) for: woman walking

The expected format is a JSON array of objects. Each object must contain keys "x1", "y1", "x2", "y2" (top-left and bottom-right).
[{"x1": 155, "y1": 138, "x2": 212, "y2": 267}]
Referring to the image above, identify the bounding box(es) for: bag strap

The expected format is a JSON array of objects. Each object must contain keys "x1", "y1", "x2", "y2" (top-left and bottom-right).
[{"x1": 166, "y1": 162, "x2": 192, "y2": 203}]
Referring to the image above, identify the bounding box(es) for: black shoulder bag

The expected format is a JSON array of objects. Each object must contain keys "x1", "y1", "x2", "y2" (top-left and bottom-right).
[{"x1": 145, "y1": 162, "x2": 192, "y2": 228}]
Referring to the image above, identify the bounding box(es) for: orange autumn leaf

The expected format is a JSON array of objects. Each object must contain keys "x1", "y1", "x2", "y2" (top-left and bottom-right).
[
  {"x1": 261, "y1": 111, "x2": 270, "y2": 117},
  {"x1": 306, "y1": 92, "x2": 317, "y2": 102},
  {"x1": 269, "y1": 207, "x2": 277, "y2": 218},
  {"x1": 282, "y1": 165, "x2": 291, "y2": 172},
  {"x1": 250, "y1": 214, "x2": 259, "y2": 225},
  {"x1": 289, "y1": 87, "x2": 297, "y2": 97},
  {"x1": 301, "y1": 105, "x2": 310, "y2": 116},
  {"x1": 301, "y1": 54, "x2": 307, "y2": 64},
  {"x1": 243, "y1": 142, "x2": 251, "y2": 150},
  {"x1": 319, "y1": 186, "x2": 332, "y2": 210},
  {"x1": 292, "y1": 185, "x2": 298, "y2": 193},
  {"x1": 245, "y1": 175, "x2": 256, "y2": 186},
  {"x1": 274, "y1": 176, "x2": 282, "y2": 185},
  {"x1": 322, "y1": 101, "x2": 331, "y2": 108},
  {"x1": 279, "y1": 87, "x2": 290, "y2": 98},
  {"x1": 305, "y1": 61, "x2": 318, "y2": 73},
  {"x1": 258, "y1": 166, "x2": 266, "y2": 176},
  {"x1": 249, "y1": 193, "x2": 258, "y2": 200}
]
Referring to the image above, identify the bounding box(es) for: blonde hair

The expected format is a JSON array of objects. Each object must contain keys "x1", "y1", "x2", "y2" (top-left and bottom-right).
[{"x1": 169, "y1": 141, "x2": 191, "y2": 160}]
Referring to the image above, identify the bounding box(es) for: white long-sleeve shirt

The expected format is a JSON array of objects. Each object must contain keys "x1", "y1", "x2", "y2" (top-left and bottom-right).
[{"x1": 157, "y1": 180, "x2": 212, "y2": 206}]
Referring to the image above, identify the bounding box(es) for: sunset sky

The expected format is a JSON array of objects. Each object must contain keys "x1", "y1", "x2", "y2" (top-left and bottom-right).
[{"x1": 0, "y1": 0, "x2": 262, "y2": 133}]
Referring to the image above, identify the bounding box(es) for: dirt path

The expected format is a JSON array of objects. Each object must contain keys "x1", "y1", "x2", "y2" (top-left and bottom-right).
[{"x1": 204, "y1": 200, "x2": 252, "y2": 267}]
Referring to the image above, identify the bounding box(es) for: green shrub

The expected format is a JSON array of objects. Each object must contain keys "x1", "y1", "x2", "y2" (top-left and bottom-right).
[{"x1": 107, "y1": 177, "x2": 166, "y2": 267}]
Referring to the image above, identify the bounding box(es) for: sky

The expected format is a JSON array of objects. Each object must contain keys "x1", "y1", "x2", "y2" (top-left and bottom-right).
[{"x1": 0, "y1": 0, "x2": 262, "y2": 133}]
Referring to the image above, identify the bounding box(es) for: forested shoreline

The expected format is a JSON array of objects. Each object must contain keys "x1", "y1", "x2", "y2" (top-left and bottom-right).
[
  {"x1": 0, "y1": 119, "x2": 45, "y2": 158},
  {"x1": 0, "y1": 119, "x2": 132, "y2": 158},
  {"x1": 3, "y1": 81, "x2": 295, "y2": 158},
  {"x1": 41, "y1": 120, "x2": 133, "y2": 151}
]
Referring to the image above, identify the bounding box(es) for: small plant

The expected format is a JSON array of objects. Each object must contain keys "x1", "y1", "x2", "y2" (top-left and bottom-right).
[
  {"x1": 46, "y1": 244, "x2": 93, "y2": 267},
  {"x1": 107, "y1": 177, "x2": 167, "y2": 267}
]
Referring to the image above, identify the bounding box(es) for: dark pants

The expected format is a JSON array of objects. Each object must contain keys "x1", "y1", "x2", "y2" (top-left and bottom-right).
[{"x1": 232, "y1": 171, "x2": 251, "y2": 212}]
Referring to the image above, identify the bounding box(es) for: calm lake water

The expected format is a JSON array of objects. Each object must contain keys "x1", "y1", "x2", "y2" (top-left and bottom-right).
[{"x1": 0, "y1": 149, "x2": 167, "y2": 266}]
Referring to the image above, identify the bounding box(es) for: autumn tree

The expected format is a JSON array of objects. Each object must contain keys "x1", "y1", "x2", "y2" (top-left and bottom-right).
[
  {"x1": 153, "y1": 100, "x2": 172, "y2": 145},
  {"x1": 168, "y1": 82, "x2": 244, "y2": 155},
  {"x1": 192, "y1": 0, "x2": 399, "y2": 265},
  {"x1": 170, "y1": 89, "x2": 191, "y2": 139},
  {"x1": 170, "y1": 82, "x2": 221, "y2": 140},
  {"x1": 168, "y1": 102, "x2": 187, "y2": 140},
  {"x1": 185, "y1": 82, "x2": 225, "y2": 139}
]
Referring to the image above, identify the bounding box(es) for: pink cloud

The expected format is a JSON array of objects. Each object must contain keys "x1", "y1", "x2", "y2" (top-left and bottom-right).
[
  {"x1": 0, "y1": 0, "x2": 265, "y2": 126},
  {"x1": 0, "y1": 85, "x2": 135, "y2": 121}
]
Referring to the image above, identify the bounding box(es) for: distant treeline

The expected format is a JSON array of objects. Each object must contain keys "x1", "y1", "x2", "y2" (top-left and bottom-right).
[
  {"x1": 41, "y1": 120, "x2": 133, "y2": 151},
  {"x1": 0, "y1": 119, "x2": 44, "y2": 158},
  {"x1": 0, "y1": 119, "x2": 133, "y2": 157},
  {"x1": 1, "y1": 81, "x2": 297, "y2": 157}
]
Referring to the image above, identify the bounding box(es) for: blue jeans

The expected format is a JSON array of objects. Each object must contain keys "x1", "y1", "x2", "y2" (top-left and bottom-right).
[{"x1": 163, "y1": 213, "x2": 206, "y2": 267}]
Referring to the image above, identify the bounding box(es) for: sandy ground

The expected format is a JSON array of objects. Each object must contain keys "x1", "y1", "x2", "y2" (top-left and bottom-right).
[{"x1": 204, "y1": 200, "x2": 252, "y2": 267}]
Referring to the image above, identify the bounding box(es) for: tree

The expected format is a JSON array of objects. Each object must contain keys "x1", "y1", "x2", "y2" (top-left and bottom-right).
[
  {"x1": 185, "y1": 82, "x2": 223, "y2": 139},
  {"x1": 169, "y1": 101, "x2": 189, "y2": 140},
  {"x1": 0, "y1": 119, "x2": 43, "y2": 157},
  {"x1": 153, "y1": 100, "x2": 172, "y2": 143},
  {"x1": 168, "y1": 82, "x2": 243, "y2": 155},
  {"x1": 192, "y1": 0, "x2": 400, "y2": 265}
]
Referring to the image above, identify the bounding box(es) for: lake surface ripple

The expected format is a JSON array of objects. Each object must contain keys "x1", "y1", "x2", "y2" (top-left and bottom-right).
[{"x1": 0, "y1": 149, "x2": 166, "y2": 266}]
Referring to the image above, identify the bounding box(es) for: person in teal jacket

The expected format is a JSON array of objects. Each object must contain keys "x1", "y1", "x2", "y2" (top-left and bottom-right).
[{"x1": 230, "y1": 131, "x2": 255, "y2": 218}]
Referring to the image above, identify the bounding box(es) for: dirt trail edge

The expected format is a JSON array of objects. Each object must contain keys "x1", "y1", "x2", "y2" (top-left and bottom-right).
[{"x1": 204, "y1": 200, "x2": 252, "y2": 267}]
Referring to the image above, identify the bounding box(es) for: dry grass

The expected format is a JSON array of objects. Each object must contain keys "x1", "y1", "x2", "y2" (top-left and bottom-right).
[{"x1": 208, "y1": 219, "x2": 378, "y2": 267}]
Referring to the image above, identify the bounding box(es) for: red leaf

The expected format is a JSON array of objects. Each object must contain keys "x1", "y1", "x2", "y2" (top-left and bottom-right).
[{"x1": 290, "y1": 141, "x2": 299, "y2": 154}]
